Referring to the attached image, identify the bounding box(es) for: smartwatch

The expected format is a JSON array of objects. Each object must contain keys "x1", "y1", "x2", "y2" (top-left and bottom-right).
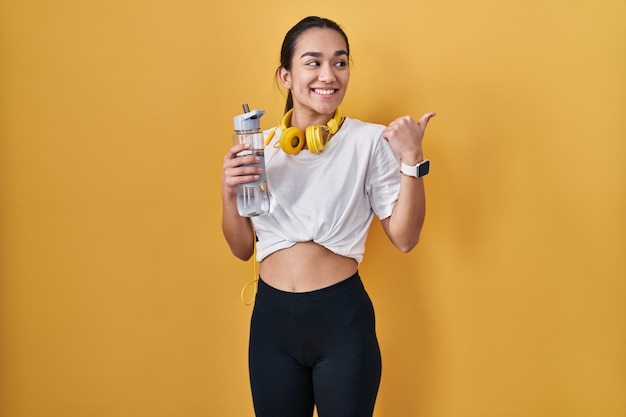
[{"x1": 400, "y1": 159, "x2": 430, "y2": 178}]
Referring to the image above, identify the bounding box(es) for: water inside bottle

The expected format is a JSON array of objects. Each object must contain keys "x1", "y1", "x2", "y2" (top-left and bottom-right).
[
  {"x1": 236, "y1": 149, "x2": 269, "y2": 216},
  {"x1": 237, "y1": 182, "x2": 270, "y2": 217}
]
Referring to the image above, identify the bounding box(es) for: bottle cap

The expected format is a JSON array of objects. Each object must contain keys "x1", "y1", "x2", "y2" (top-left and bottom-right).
[{"x1": 234, "y1": 107, "x2": 265, "y2": 131}]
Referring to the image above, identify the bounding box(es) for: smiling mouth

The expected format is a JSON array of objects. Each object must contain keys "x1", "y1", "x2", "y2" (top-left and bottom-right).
[{"x1": 313, "y1": 88, "x2": 337, "y2": 95}]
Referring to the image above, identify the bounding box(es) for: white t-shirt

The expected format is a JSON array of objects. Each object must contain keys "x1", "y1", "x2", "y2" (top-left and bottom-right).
[{"x1": 251, "y1": 117, "x2": 401, "y2": 264}]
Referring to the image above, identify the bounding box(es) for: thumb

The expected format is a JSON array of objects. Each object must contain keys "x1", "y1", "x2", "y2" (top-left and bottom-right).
[{"x1": 418, "y1": 112, "x2": 437, "y2": 128}]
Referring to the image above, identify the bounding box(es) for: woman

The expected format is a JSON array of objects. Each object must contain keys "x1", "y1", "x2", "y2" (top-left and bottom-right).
[{"x1": 222, "y1": 16, "x2": 435, "y2": 417}]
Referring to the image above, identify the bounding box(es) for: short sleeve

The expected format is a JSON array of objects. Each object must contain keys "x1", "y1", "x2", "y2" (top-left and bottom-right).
[{"x1": 365, "y1": 136, "x2": 401, "y2": 220}]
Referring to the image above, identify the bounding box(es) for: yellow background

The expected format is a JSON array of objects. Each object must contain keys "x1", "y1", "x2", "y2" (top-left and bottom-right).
[{"x1": 1, "y1": 0, "x2": 624, "y2": 416}]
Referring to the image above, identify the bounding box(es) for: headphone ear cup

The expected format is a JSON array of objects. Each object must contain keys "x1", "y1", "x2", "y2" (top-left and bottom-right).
[
  {"x1": 305, "y1": 125, "x2": 325, "y2": 154},
  {"x1": 280, "y1": 127, "x2": 306, "y2": 154}
]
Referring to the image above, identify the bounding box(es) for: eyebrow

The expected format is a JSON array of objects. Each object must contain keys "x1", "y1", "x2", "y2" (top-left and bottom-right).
[{"x1": 300, "y1": 50, "x2": 348, "y2": 59}]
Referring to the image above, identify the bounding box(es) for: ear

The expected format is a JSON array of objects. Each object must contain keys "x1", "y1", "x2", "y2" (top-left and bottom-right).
[{"x1": 278, "y1": 67, "x2": 292, "y2": 89}]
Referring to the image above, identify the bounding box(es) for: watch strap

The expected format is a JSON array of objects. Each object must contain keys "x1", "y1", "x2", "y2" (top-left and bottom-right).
[{"x1": 400, "y1": 159, "x2": 430, "y2": 178}]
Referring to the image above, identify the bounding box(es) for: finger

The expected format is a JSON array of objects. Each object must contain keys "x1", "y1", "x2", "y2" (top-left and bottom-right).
[
  {"x1": 381, "y1": 127, "x2": 390, "y2": 141},
  {"x1": 226, "y1": 143, "x2": 251, "y2": 159},
  {"x1": 381, "y1": 124, "x2": 397, "y2": 141},
  {"x1": 224, "y1": 174, "x2": 260, "y2": 188},
  {"x1": 418, "y1": 112, "x2": 436, "y2": 127},
  {"x1": 224, "y1": 156, "x2": 260, "y2": 173},
  {"x1": 224, "y1": 143, "x2": 253, "y2": 164},
  {"x1": 388, "y1": 115, "x2": 410, "y2": 127},
  {"x1": 223, "y1": 164, "x2": 262, "y2": 184}
]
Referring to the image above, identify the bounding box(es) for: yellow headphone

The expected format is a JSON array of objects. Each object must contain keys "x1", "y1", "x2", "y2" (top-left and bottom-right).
[{"x1": 265, "y1": 108, "x2": 345, "y2": 154}]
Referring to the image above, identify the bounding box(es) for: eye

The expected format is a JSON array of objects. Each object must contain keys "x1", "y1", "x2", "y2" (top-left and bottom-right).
[
  {"x1": 335, "y1": 60, "x2": 347, "y2": 67},
  {"x1": 306, "y1": 60, "x2": 321, "y2": 67}
]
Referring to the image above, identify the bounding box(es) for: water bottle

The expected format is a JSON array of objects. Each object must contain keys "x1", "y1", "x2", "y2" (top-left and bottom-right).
[{"x1": 233, "y1": 104, "x2": 269, "y2": 217}]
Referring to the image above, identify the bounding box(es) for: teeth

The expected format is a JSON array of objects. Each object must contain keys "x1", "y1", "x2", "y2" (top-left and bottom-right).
[{"x1": 314, "y1": 89, "x2": 335, "y2": 95}]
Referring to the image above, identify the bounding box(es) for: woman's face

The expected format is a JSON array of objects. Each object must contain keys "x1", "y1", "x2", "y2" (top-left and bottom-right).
[{"x1": 279, "y1": 27, "x2": 350, "y2": 119}]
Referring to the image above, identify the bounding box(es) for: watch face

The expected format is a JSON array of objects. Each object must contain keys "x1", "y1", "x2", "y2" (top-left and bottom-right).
[{"x1": 418, "y1": 160, "x2": 430, "y2": 177}]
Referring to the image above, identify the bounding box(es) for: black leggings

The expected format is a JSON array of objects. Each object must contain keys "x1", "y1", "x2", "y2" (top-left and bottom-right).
[{"x1": 249, "y1": 272, "x2": 382, "y2": 417}]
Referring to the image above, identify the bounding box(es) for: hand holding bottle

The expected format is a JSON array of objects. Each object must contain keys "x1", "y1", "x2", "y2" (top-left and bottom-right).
[{"x1": 229, "y1": 105, "x2": 270, "y2": 217}]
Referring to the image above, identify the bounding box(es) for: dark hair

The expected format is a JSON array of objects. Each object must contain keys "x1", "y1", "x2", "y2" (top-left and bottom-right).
[{"x1": 277, "y1": 16, "x2": 350, "y2": 113}]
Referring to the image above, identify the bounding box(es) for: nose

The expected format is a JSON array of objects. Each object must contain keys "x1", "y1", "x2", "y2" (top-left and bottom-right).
[{"x1": 318, "y1": 63, "x2": 336, "y2": 83}]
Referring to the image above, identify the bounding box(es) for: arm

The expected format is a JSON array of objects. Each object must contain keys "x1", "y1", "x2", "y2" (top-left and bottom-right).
[
  {"x1": 380, "y1": 112, "x2": 436, "y2": 252},
  {"x1": 221, "y1": 143, "x2": 262, "y2": 260}
]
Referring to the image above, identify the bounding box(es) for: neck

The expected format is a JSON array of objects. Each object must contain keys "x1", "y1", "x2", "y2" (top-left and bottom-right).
[{"x1": 289, "y1": 108, "x2": 336, "y2": 131}]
